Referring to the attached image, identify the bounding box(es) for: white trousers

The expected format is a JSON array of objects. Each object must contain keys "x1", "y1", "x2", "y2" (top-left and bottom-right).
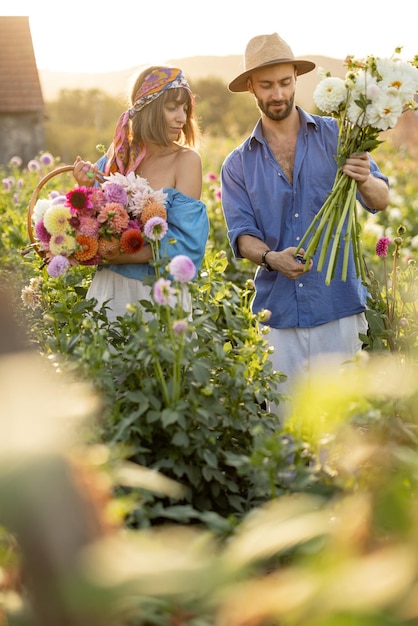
[{"x1": 266, "y1": 313, "x2": 368, "y2": 420}]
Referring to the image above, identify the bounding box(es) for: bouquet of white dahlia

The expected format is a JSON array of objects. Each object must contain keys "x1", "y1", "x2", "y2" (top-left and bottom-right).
[{"x1": 296, "y1": 49, "x2": 418, "y2": 285}]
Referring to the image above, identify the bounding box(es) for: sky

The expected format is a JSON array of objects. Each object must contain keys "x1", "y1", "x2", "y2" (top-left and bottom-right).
[{"x1": 2, "y1": 0, "x2": 417, "y2": 73}]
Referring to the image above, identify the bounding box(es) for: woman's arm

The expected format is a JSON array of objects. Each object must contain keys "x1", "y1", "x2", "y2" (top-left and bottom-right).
[{"x1": 105, "y1": 244, "x2": 153, "y2": 265}]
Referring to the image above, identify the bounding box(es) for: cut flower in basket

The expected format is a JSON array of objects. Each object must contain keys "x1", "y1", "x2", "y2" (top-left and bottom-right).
[
  {"x1": 296, "y1": 48, "x2": 418, "y2": 285},
  {"x1": 31, "y1": 171, "x2": 168, "y2": 277}
]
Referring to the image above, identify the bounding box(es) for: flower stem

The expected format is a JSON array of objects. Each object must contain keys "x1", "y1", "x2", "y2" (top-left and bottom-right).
[
  {"x1": 341, "y1": 193, "x2": 355, "y2": 281},
  {"x1": 153, "y1": 357, "x2": 171, "y2": 406},
  {"x1": 352, "y1": 198, "x2": 366, "y2": 282},
  {"x1": 325, "y1": 176, "x2": 357, "y2": 285}
]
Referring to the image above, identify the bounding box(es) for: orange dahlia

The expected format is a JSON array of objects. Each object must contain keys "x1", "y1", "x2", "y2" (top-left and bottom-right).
[
  {"x1": 120, "y1": 229, "x2": 145, "y2": 254},
  {"x1": 98, "y1": 236, "x2": 120, "y2": 260},
  {"x1": 141, "y1": 201, "x2": 167, "y2": 226},
  {"x1": 73, "y1": 235, "x2": 99, "y2": 261},
  {"x1": 98, "y1": 203, "x2": 129, "y2": 233}
]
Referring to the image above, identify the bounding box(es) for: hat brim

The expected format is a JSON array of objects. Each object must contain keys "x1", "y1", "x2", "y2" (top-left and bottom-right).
[{"x1": 228, "y1": 58, "x2": 316, "y2": 92}]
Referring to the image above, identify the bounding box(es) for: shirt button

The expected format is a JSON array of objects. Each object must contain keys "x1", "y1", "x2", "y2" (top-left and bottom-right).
[
  {"x1": 294, "y1": 213, "x2": 299, "y2": 217},
  {"x1": 298, "y1": 283, "x2": 304, "y2": 288},
  {"x1": 296, "y1": 236, "x2": 300, "y2": 241}
]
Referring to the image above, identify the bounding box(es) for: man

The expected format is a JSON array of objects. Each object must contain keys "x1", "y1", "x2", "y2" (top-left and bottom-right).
[{"x1": 221, "y1": 33, "x2": 389, "y2": 419}]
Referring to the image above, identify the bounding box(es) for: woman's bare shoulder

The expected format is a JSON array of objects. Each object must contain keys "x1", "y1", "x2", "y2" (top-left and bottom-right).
[
  {"x1": 175, "y1": 147, "x2": 202, "y2": 199},
  {"x1": 176, "y1": 146, "x2": 202, "y2": 165}
]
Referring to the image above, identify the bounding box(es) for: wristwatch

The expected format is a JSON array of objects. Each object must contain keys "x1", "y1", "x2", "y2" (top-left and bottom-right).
[{"x1": 261, "y1": 249, "x2": 274, "y2": 271}]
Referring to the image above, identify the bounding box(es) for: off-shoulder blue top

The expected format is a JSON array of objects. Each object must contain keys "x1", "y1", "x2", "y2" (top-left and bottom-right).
[{"x1": 95, "y1": 155, "x2": 209, "y2": 281}]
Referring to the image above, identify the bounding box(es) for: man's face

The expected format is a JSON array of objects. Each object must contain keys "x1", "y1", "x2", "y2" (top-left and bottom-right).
[{"x1": 248, "y1": 63, "x2": 297, "y2": 121}]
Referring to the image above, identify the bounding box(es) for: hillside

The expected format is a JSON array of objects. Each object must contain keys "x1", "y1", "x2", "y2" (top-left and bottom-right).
[{"x1": 38, "y1": 54, "x2": 346, "y2": 112}]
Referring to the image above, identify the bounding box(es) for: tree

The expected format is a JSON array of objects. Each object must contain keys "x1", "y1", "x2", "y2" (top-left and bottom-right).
[{"x1": 44, "y1": 89, "x2": 124, "y2": 163}]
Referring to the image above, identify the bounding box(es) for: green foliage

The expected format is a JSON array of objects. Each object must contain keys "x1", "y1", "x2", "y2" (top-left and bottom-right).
[
  {"x1": 372, "y1": 143, "x2": 418, "y2": 247},
  {"x1": 21, "y1": 249, "x2": 328, "y2": 533},
  {"x1": 362, "y1": 229, "x2": 418, "y2": 355},
  {"x1": 195, "y1": 78, "x2": 258, "y2": 138}
]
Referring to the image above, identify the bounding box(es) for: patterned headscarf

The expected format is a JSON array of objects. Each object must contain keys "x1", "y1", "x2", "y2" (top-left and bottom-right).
[{"x1": 106, "y1": 67, "x2": 192, "y2": 175}]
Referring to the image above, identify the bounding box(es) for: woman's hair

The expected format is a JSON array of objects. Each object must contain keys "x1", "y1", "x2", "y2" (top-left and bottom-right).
[{"x1": 129, "y1": 66, "x2": 200, "y2": 149}]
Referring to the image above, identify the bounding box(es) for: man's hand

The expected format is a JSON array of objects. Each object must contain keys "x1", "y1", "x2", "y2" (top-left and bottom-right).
[
  {"x1": 266, "y1": 247, "x2": 313, "y2": 279},
  {"x1": 342, "y1": 152, "x2": 389, "y2": 211},
  {"x1": 342, "y1": 152, "x2": 370, "y2": 184}
]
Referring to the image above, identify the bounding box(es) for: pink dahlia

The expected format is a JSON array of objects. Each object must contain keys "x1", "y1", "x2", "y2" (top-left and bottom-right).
[
  {"x1": 143, "y1": 216, "x2": 168, "y2": 241},
  {"x1": 376, "y1": 237, "x2": 392, "y2": 258},
  {"x1": 47, "y1": 255, "x2": 71, "y2": 277},
  {"x1": 78, "y1": 215, "x2": 100, "y2": 237},
  {"x1": 34, "y1": 219, "x2": 51, "y2": 243},
  {"x1": 168, "y1": 255, "x2": 196, "y2": 283},
  {"x1": 66, "y1": 187, "x2": 94, "y2": 212},
  {"x1": 153, "y1": 278, "x2": 176, "y2": 307}
]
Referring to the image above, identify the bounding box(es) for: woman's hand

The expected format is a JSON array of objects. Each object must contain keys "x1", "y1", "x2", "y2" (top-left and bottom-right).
[{"x1": 73, "y1": 156, "x2": 99, "y2": 187}]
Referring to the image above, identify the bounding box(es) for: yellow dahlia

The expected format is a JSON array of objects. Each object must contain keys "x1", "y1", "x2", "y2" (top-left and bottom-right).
[
  {"x1": 43, "y1": 205, "x2": 73, "y2": 234},
  {"x1": 49, "y1": 232, "x2": 77, "y2": 256}
]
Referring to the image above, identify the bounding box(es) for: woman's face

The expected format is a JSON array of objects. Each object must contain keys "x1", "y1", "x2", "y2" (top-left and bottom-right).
[{"x1": 163, "y1": 98, "x2": 188, "y2": 140}]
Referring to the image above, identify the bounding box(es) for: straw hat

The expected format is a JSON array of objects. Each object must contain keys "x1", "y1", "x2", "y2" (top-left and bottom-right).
[{"x1": 228, "y1": 33, "x2": 316, "y2": 92}]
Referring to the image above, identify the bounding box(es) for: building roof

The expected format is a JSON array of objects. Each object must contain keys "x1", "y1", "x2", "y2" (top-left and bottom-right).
[{"x1": 0, "y1": 16, "x2": 44, "y2": 113}]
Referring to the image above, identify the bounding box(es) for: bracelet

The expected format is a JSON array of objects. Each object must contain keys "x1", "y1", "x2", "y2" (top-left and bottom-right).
[{"x1": 261, "y1": 249, "x2": 274, "y2": 271}]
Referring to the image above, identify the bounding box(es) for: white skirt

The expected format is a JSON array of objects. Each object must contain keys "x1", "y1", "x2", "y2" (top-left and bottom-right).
[{"x1": 87, "y1": 268, "x2": 191, "y2": 323}]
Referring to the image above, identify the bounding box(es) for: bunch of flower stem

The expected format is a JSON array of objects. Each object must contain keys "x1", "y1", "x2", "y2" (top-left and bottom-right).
[{"x1": 296, "y1": 93, "x2": 382, "y2": 286}]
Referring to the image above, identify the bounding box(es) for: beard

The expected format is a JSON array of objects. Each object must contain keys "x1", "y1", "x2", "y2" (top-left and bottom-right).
[{"x1": 257, "y1": 91, "x2": 295, "y2": 121}]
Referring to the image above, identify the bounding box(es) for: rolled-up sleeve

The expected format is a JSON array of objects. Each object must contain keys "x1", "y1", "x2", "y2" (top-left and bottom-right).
[{"x1": 221, "y1": 151, "x2": 266, "y2": 257}]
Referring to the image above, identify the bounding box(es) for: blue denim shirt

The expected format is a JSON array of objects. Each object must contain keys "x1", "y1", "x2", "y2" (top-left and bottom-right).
[{"x1": 221, "y1": 108, "x2": 389, "y2": 330}]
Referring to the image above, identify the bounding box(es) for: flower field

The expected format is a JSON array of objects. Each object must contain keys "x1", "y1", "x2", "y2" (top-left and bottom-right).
[{"x1": 0, "y1": 137, "x2": 418, "y2": 626}]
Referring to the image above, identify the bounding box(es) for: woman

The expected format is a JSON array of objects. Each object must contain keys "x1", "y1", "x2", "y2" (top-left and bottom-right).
[{"x1": 73, "y1": 66, "x2": 209, "y2": 321}]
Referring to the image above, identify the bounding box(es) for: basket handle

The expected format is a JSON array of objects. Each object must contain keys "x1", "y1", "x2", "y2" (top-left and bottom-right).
[{"x1": 27, "y1": 165, "x2": 105, "y2": 251}]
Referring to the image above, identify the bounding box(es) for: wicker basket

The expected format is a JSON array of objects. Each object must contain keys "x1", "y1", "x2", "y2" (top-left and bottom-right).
[{"x1": 27, "y1": 165, "x2": 75, "y2": 258}]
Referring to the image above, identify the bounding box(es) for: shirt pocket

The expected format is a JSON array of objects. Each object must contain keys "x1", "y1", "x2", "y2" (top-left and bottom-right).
[{"x1": 306, "y1": 173, "x2": 337, "y2": 220}]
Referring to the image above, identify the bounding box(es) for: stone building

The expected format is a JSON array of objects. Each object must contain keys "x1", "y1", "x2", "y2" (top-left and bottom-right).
[{"x1": 0, "y1": 16, "x2": 45, "y2": 167}]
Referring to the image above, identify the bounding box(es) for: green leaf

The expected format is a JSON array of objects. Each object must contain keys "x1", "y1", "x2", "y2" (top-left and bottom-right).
[
  {"x1": 172, "y1": 431, "x2": 190, "y2": 446},
  {"x1": 161, "y1": 409, "x2": 181, "y2": 427},
  {"x1": 202, "y1": 449, "x2": 218, "y2": 468},
  {"x1": 112, "y1": 408, "x2": 147, "y2": 441},
  {"x1": 192, "y1": 361, "x2": 211, "y2": 383}
]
